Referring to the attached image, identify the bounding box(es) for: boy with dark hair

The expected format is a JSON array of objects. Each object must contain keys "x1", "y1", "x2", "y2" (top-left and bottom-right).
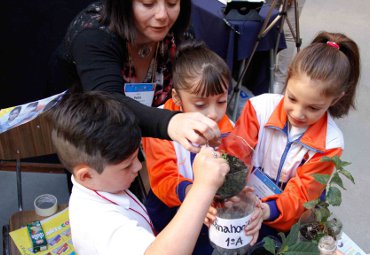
[{"x1": 50, "y1": 91, "x2": 229, "y2": 255}]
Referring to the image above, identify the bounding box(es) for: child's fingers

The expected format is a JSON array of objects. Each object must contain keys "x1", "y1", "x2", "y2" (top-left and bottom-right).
[
  {"x1": 205, "y1": 205, "x2": 218, "y2": 227},
  {"x1": 249, "y1": 232, "x2": 259, "y2": 246},
  {"x1": 244, "y1": 206, "x2": 263, "y2": 235},
  {"x1": 241, "y1": 186, "x2": 255, "y2": 194},
  {"x1": 204, "y1": 217, "x2": 211, "y2": 228}
]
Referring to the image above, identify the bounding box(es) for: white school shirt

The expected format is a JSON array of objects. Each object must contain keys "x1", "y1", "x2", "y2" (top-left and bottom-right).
[{"x1": 69, "y1": 177, "x2": 155, "y2": 255}]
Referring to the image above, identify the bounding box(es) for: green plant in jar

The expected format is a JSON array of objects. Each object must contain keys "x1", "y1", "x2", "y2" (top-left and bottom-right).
[
  {"x1": 300, "y1": 156, "x2": 354, "y2": 242},
  {"x1": 215, "y1": 153, "x2": 250, "y2": 200}
]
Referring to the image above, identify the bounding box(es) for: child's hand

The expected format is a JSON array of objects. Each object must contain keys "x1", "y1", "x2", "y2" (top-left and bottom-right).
[
  {"x1": 192, "y1": 146, "x2": 229, "y2": 191},
  {"x1": 204, "y1": 205, "x2": 217, "y2": 227},
  {"x1": 223, "y1": 187, "x2": 263, "y2": 245},
  {"x1": 244, "y1": 197, "x2": 264, "y2": 245},
  {"x1": 261, "y1": 202, "x2": 271, "y2": 221}
]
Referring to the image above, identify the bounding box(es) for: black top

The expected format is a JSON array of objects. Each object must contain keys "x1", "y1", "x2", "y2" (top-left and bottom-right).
[{"x1": 48, "y1": 2, "x2": 177, "y2": 139}]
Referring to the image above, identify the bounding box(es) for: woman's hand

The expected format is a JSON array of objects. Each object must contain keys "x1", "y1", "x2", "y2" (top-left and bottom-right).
[{"x1": 167, "y1": 112, "x2": 221, "y2": 153}]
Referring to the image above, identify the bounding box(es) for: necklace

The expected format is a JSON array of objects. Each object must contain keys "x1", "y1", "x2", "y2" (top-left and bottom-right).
[
  {"x1": 137, "y1": 44, "x2": 153, "y2": 58},
  {"x1": 94, "y1": 190, "x2": 157, "y2": 235}
]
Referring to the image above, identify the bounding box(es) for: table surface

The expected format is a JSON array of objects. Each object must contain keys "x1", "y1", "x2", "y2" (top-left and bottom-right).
[
  {"x1": 9, "y1": 204, "x2": 68, "y2": 255},
  {"x1": 191, "y1": 0, "x2": 286, "y2": 71}
]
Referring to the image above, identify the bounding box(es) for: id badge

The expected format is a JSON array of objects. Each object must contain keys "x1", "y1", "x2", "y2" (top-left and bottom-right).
[
  {"x1": 247, "y1": 168, "x2": 282, "y2": 199},
  {"x1": 124, "y1": 83, "x2": 155, "y2": 106}
]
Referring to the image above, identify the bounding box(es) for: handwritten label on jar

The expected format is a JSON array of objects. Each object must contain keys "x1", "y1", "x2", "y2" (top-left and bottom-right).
[{"x1": 209, "y1": 214, "x2": 252, "y2": 249}]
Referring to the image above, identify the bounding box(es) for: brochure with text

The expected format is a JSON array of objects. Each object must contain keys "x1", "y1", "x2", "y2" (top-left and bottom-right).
[{"x1": 10, "y1": 208, "x2": 75, "y2": 255}]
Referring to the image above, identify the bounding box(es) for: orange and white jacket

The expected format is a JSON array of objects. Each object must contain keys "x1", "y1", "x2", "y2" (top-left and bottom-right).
[
  {"x1": 233, "y1": 93, "x2": 343, "y2": 232},
  {"x1": 142, "y1": 99, "x2": 234, "y2": 208}
]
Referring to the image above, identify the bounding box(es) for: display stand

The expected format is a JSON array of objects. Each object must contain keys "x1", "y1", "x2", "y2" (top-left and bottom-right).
[
  {"x1": 228, "y1": 0, "x2": 302, "y2": 121},
  {"x1": 0, "y1": 113, "x2": 59, "y2": 211}
]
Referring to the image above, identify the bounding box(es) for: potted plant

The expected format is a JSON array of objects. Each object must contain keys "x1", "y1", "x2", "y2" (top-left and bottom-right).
[
  {"x1": 259, "y1": 222, "x2": 319, "y2": 255},
  {"x1": 254, "y1": 156, "x2": 354, "y2": 254},
  {"x1": 299, "y1": 156, "x2": 354, "y2": 242}
]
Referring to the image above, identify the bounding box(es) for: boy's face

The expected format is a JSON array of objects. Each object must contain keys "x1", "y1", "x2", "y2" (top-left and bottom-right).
[
  {"x1": 92, "y1": 149, "x2": 142, "y2": 194},
  {"x1": 284, "y1": 74, "x2": 337, "y2": 129},
  {"x1": 8, "y1": 108, "x2": 21, "y2": 121},
  {"x1": 173, "y1": 90, "x2": 228, "y2": 123}
]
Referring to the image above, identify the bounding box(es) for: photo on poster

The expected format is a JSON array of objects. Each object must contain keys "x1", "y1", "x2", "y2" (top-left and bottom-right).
[{"x1": 0, "y1": 91, "x2": 66, "y2": 134}]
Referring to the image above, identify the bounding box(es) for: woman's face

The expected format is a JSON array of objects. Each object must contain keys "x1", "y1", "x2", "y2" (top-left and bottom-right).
[{"x1": 132, "y1": 0, "x2": 180, "y2": 43}]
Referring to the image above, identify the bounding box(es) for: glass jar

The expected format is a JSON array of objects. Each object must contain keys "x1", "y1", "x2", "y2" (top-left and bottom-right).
[{"x1": 318, "y1": 235, "x2": 344, "y2": 255}]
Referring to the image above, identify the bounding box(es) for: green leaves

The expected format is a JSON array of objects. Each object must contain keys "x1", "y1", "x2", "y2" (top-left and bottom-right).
[
  {"x1": 283, "y1": 242, "x2": 319, "y2": 255},
  {"x1": 263, "y1": 237, "x2": 277, "y2": 254},
  {"x1": 312, "y1": 174, "x2": 330, "y2": 185},
  {"x1": 339, "y1": 169, "x2": 355, "y2": 184},
  {"x1": 304, "y1": 199, "x2": 320, "y2": 209},
  {"x1": 321, "y1": 156, "x2": 354, "y2": 184},
  {"x1": 326, "y1": 186, "x2": 342, "y2": 206},
  {"x1": 263, "y1": 222, "x2": 319, "y2": 255},
  {"x1": 314, "y1": 206, "x2": 331, "y2": 222},
  {"x1": 285, "y1": 221, "x2": 299, "y2": 246},
  {"x1": 311, "y1": 156, "x2": 354, "y2": 208},
  {"x1": 330, "y1": 173, "x2": 345, "y2": 190},
  {"x1": 262, "y1": 156, "x2": 353, "y2": 254}
]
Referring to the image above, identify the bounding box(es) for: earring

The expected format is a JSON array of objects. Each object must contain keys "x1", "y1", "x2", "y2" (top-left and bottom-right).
[{"x1": 173, "y1": 97, "x2": 181, "y2": 106}]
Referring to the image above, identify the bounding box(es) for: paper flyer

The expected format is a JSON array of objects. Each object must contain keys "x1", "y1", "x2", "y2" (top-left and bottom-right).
[
  {"x1": 0, "y1": 91, "x2": 66, "y2": 134},
  {"x1": 337, "y1": 232, "x2": 367, "y2": 255},
  {"x1": 9, "y1": 208, "x2": 76, "y2": 255}
]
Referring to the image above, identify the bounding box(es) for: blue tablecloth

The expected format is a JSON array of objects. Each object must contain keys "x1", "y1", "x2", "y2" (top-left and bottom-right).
[
  {"x1": 191, "y1": 0, "x2": 286, "y2": 79},
  {"x1": 191, "y1": 0, "x2": 286, "y2": 68}
]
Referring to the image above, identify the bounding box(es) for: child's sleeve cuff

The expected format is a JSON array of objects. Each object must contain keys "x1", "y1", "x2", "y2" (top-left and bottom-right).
[
  {"x1": 266, "y1": 200, "x2": 279, "y2": 221},
  {"x1": 177, "y1": 181, "x2": 193, "y2": 202}
]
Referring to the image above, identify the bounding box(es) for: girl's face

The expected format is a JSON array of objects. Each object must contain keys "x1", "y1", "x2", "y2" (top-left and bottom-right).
[
  {"x1": 284, "y1": 74, "x2": 338, "y2": 129},
  {"x1": 132, "y1": 0, "x2": 180, "y2": 43},
  {"x1": 173, "y1": 89, "x2": 228, "y2": 123}
]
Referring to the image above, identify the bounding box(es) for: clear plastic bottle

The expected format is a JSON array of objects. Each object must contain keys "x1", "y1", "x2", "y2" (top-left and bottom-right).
[
  {"x1": 209, "y1": 133, "x2": 255, "y2": 255},
  {"x1": 318, "y1": 236, "x2": 345, "y2": 255},
  {"x1": 209, "y1": 190, "x2": 256, "y2": 255}
]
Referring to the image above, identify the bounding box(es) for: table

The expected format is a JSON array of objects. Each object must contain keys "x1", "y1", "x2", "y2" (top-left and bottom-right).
[
  {"x1": 6, "y1": 204, "x2": 68, "y2": 255},
  {"x1": 191, "y1": 0, "x2": 286, "y2": 95}
]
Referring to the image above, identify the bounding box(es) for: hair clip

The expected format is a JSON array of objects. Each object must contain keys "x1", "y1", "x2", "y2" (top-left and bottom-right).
[{"x1": 326, "y1": 41, "x2": 340, "y2": 50}]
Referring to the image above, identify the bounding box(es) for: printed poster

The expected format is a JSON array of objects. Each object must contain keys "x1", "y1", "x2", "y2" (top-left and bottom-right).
[
  {"x1": 10, "y1": 208, "x2": 76, "y2": 255},
  {"x1": 0, "y1": 91, "x2": 66, "y2": 134}
]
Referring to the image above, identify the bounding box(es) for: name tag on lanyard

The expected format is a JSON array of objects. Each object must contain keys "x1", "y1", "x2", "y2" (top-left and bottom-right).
[
  {"x1": 124, "y1": 83, "x2": 156, "y2": 106},
  {"x1": 247, "y1": 167, "x2": 282, "y2": 199}
]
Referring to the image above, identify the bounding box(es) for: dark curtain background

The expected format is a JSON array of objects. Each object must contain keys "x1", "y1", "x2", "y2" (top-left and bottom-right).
[{"x1": 0, "y1": 0, "x2": 93, "y2": 109}]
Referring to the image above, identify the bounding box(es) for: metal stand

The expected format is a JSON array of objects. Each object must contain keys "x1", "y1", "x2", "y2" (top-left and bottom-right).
[
  {"x1": 228, "y1": 0, "x2": 302, "y2": 121},
  {"x1": 16, "y1": 151, "x2": 23, "y2": 211}
]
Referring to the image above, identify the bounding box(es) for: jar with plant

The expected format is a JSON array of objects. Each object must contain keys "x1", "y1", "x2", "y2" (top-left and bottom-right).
[
  {"x1": 209, "y1": 133, "x2": 256, "y2": 255},
  {"x1": 299, "y1": 156, "x2": 354, "y2": 242},
  {"x1": 254, "y1": 155, "x2": 354, "y2": 255}
]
